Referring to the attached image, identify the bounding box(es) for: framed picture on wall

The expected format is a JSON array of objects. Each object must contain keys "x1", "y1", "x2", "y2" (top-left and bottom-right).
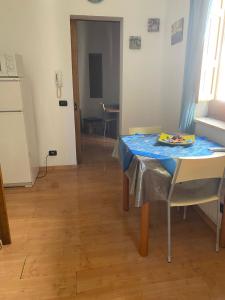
[
  {"x1": 148, "y1": 18, "x2": 160, "y2": 32},
  {"x1": 171, "y1": 18, "x2": 184, "y2": 45},
  {"x1": 129, "y1": 36, "x2": 142, "y2": 49}
]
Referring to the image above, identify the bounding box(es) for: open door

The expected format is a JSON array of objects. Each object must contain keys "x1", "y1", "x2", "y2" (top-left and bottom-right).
[{"x1": 70, "y1": 19, "x2": 82, "y2": 164}]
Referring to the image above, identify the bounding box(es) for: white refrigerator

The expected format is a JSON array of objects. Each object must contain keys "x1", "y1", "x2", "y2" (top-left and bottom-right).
[{"x1": 0, "y1": 54, "x2": 39, "y2": 186}]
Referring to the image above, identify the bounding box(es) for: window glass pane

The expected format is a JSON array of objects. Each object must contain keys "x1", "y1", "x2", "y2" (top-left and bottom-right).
[
  {"x1": 216, "y1": 38, "x2": 225, "y2": 100},
  {"x1": 199, "y1": 0, "x2": 222, "y2": 100}
]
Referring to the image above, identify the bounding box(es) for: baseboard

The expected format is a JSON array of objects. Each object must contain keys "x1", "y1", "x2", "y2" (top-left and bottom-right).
[
  {"x1": 39, "y1": 165, "x2": 76, "y2": 172},
  {"x1": 194, "y1": 206, "x2": 216, "y2": 233}
]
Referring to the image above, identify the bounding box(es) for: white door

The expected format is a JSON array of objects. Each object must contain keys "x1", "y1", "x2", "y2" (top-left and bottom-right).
[
  {"x1": 0, "y1": 112, "x2": 31, "y2": 185},
  {"x1": 0, "y1": 80, "x2": 23, "y2": 111}
]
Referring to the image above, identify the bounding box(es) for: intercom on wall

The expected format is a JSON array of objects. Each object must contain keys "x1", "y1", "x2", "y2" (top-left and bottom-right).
[{"x1": 55, "y1": 71, "x2": 63, "y2": 98}]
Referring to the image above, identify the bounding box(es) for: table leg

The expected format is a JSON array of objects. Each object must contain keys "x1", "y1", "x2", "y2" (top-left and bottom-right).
[
  {"x1": 139, "y1": 201, "x2": 150, "y2": 257},
  {"x1": 123, "y1": 173, "x2": 129, "y2": 211},
  {"x1": 220, "y1": 198, "x2": 225, "y2": 247}
]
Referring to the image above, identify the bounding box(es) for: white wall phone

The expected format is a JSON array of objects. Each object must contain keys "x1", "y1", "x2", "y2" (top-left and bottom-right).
[{"x1": 55, "y1": 71, "x2": 63, "y2": 98}]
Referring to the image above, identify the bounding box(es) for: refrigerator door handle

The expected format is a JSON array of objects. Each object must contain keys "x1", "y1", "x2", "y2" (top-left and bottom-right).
[
  {"x1": 0, "y1": 78, "x2": 21, "y2": 81},
  {"x1": 0, "y1": 110, "x2": 22, "y2": 113}
]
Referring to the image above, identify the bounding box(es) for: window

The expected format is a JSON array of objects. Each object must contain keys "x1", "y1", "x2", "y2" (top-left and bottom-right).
[
  {"x1": 89, "y1": 53, "x2": 103, "y2": 98},
  {"x1": 199, "y1": 0, "x2": 225, "y2": 101}
]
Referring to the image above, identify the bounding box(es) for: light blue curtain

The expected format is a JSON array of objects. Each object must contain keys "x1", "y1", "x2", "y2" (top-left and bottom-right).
[{"x1": 179, "y1": 0, "x2": 213, "y2": 133}]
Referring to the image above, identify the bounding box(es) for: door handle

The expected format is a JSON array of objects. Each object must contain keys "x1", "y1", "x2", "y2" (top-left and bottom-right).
[{"x1": 74, "y1": 102, "x2": 78, "y2": 110}]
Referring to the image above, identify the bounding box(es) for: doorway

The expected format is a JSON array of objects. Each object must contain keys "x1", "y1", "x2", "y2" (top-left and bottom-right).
[{"x1": 70, "y1": 17, "x2": 122, "y2": 164}]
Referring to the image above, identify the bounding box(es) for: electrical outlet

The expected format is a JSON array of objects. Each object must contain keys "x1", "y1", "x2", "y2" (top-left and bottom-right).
[
  {"x1": 59, "y1": 100, "x2": 68, "y2": 106},
  {"x1": 48, "y1": 150, "x2": 57, "y2": 156}
]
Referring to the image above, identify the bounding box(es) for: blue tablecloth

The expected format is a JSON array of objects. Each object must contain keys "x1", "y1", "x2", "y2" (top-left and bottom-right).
[{"x1": 119, "y1": 134, "x2": 222, "y2": 174}]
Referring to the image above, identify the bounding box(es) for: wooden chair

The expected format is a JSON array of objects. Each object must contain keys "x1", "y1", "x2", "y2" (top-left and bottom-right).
[
  {"x1": 129, "y1": 126, "x2": 162, "y2": 135},
  {"x1": 167, "y1": 155, "x2": 225, "y2": 262}
]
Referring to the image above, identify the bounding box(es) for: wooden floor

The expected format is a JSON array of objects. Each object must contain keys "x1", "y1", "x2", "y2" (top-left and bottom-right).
[{"x1": 1, "y1": 136, "x2": 225, "y2": 299}]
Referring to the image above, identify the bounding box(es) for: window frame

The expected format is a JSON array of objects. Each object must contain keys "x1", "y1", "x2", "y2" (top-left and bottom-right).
[{"x1": 198, "y1": 0, "x2": 225, "y2": 103}]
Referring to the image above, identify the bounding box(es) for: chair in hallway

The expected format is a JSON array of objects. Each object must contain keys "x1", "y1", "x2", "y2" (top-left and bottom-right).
[
  {"x1": 166, "y1": 155, "x2": 225, "y2": 263},
  {"x1": 100, "y1": 102, "x2": 119, "y2": 138},
  {"x1": 129, "y1": 126, "x2": 162, "y2": 135}
]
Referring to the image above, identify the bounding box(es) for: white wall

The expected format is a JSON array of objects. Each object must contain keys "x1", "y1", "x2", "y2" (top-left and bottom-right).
[
  {"x1": 162, "y1": 0, "x2": 190, "y2": 132},
  {"x1": 0, "y1": 0, "x2": 167, "y2": 166},
  {"x1": 0, "y1": 1, "x2": 77, "y2": 166},
  {"x1": 77, "y1": 21, "x2": 120, "y2": 119}
]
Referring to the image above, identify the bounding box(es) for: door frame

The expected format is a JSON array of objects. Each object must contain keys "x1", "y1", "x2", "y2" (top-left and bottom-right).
[
  {"x1": 70, "y1": 15, "x2": 123, "y2": 164},
  {"x1": 70, "y1": 19, "x2": 82, "y2": 164}
]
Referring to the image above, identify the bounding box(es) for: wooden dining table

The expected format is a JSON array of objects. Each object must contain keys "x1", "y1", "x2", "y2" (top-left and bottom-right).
[{"x1": 118, "y1": 134, "x2": 225, "y2": 256}]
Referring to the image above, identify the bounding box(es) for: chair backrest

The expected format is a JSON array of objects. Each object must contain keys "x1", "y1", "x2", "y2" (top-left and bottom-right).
[
  {"x1": 99, "y1": 102, "x2": 106, "y2": 112},
  {"x1": 129, "y1": 126, "x2": 162, "y2": 135},
  {"x1": 172, "y1": 155, "x2": 225, "y2": 184}
]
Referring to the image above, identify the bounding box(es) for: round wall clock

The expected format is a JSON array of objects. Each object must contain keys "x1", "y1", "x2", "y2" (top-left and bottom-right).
[{"x1": 88, "y1": 0, "x2": 103, "y2": 3}]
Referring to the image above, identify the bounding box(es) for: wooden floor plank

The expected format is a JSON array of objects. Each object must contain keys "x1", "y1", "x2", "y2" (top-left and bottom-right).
[{"x1": 75, "y1": 277, "x2": 210, "y2": 300}]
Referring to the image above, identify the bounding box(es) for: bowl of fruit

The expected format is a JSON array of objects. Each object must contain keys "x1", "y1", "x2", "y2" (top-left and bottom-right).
[{"x1": 158, "y1": 133, "x2": 195, "y2": 146}]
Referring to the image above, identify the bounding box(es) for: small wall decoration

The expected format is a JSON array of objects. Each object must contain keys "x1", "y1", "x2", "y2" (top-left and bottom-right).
[
  {"x1": 171, "y1": 18, "x2": 184, "y2": 45},
  {"x1": 129, "y1": 36, "x2": 141, "y2": 50},
  {"x1": 148, "y1": 18, "x2": 160, "y2": 32}
]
